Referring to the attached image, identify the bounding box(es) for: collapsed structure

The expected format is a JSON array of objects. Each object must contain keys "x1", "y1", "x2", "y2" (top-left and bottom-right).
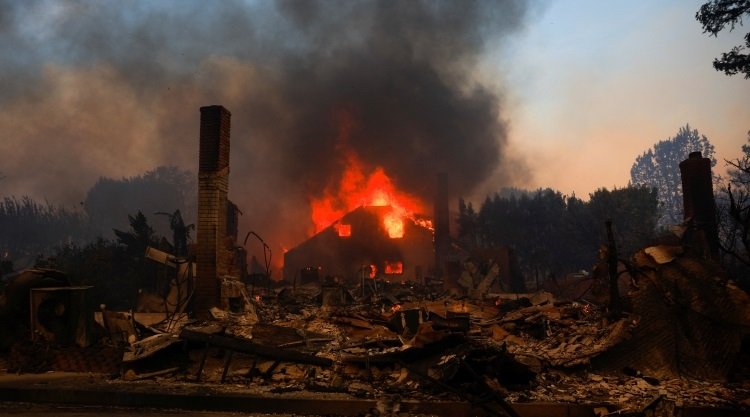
[{"x1": 0, "y1": 107, "x2": 749, "y2": 416}]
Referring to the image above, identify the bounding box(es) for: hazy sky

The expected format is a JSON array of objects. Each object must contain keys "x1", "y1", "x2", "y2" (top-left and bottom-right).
[
  {"x1": 0, "y1": 0, "x2": 748, "y2": 249},
  {"x1": 481, "y1": 0, "x2": 750, "y2": 198}
]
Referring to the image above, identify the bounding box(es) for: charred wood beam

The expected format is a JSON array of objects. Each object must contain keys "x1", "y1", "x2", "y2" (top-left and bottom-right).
[
  {"x1": 122, "y1": 367, "x2": 181, "y2": 382},
  {"x1": 196, "y1": 347, "x2": 210, "y2": 381},
  {"x1": 220, "y1": 350, "x2": 234, "y2": 383},
  {"x1": 277, "y1": 337, "x2": 334, "y2": 349},
  {"x1": 180, "y1": 328, "x2": 333, "y2": 367},
  {"x1": 263, "y1": 360, "x2": 282, "y2": 380}
]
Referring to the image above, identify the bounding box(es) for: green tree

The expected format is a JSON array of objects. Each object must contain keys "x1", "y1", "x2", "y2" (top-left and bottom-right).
[
  {"x1": 630, "y1": 124, "x2": 716, "y2": 229},
  {"x1": 696, "y1": 0, "x2": 750, "y2": 78}
]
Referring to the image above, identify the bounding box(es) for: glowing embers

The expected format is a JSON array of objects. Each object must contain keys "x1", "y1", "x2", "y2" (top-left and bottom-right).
[
  {"x1": 384, "y1": 261, "x2": 403, "y2": 275},
  {"x1": 368, "y1": 264, "x2": 377, "y2": 279},
  {"x1": 335, "y1": 223, "x2": 351, "y2": 237}
]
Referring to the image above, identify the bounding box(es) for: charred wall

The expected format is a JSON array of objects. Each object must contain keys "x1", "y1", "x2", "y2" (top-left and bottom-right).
[{"x1": 283, "y1": 206, "x2": 433, "y2": 283}]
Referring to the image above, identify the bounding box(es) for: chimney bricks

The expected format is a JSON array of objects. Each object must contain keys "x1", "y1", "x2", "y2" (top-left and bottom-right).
[
  {"x1": 199, "y1": 105, "x2": 231, "y2": 173},
  {"x1": 195, "y1": 105, "x2": 232, "y2": 316},
  {"x1": 679, "y1": 151, "x2": 719, "y2": 259}
]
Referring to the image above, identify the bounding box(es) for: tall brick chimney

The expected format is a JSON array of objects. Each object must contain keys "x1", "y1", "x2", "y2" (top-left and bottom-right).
[
  {"x1": 195, "y1": 105, "x2": 231, "y2": 316},
  {"x1": 434, "y1": 172, "x2": 450, "y2": 276},
  {"x1": 679, "y1": 151, "x2": 719, "y2": 259}
]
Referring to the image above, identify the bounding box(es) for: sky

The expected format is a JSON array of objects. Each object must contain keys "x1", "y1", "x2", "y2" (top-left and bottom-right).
[
  {"x1": 0, "y1": 0, "x2": 748, "y2": 251},
  {"x1": 480, "y1": 0, "x2": 750, "y2": 198}
]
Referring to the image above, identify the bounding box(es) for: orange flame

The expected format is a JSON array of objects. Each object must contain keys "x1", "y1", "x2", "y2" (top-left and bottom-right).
[
  {"x1": 385, "y1": 261, "x2": 403, "y2": 275},
  {"x1": 335, "y1": 223, "x2": 351, "y2": 237},
  {"x1": 310, "y1": 153, "x2": 425, "y2": 237},
  {"x1": 383, "y1": 211, "x2": 404, "y2": 238},
  {"x1": 309, "y1": 114, "x2": 429, "y2": 237}
]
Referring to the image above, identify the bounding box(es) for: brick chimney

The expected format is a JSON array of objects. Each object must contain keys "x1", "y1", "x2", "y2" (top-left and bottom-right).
[
  {"x1": 679, "y1": 151, "x2": 719, "y2": 259},
  {"x1": 195, "y1": 105, "x2": 231, "y2": 316}
]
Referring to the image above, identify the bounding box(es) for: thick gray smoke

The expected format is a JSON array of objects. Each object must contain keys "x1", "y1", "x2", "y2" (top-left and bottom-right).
[{"x1": 0, "y1": 0, "x2": 532, "y2": 258}]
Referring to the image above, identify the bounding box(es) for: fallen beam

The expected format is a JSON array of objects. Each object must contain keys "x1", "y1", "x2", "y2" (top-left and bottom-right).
[{"x1": 179, "y1": 328, "x2": 333, "y2": 367}]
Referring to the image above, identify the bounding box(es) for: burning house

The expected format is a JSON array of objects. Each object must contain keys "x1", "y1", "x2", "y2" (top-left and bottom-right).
[
  {"x1": 283, "y1": 205, "x2": 434, "y2": 283},
  {"x1": 282, "y1": 143, "x2": 449, "y2": 285}
]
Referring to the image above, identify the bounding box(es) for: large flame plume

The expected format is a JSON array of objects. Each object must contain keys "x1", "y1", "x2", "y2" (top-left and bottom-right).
[{"x1": 309, "y1": 114, "x2": 429, "y2": 238}]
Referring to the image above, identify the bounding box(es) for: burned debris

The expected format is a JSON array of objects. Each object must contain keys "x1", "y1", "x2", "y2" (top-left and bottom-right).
[{"x1": 1, "y1": 107, "x2": 749, "y2": 417}]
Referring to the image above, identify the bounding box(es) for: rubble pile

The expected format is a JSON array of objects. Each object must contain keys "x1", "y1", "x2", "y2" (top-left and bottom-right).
[
  {"x1": 107, "y1": 267, "x2": 750, "y2": 413},
  {"x1": 593, "y1": 245, "x2": 750, "y2": 380},
  {"x1": 2, "y1": 244, "x2": 750, "y2": 415},
  {"x1": 508, "y1": 371, "x2": 749, "y2": 409}
]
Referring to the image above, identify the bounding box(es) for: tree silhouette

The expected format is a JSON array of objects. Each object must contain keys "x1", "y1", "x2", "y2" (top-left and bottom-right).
[
  {"x1": 457, "y1": 198, "x2": 479, "y2": 249},
  {"x1": 84, "y1": 166, "x2": 196, "y2": 239},
  {"x1": 718, "y1": 131, "x2": 750, "y2": 280},
  {"x1": 0, "y1": 196, "x2": 94, "y2": 261},
  {"x1": 466, "y1": 186, "x2": 658, "y2": 284},
  {"x1": 696, "y1": 0, "x2": 750, "y2": 78},
  {"x1": 113, "y1": 210, "x2": 157, "y2": 258},
  {"x1": 630, "y1": 124, "x2": 716, "y2": 229},
  {"x1": 155, "y1": 209, "x2": 194, "y2": 257}
]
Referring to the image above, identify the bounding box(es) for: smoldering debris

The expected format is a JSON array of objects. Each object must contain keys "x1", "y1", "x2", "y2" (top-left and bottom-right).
[{"x1": 2, "y1": 247, "x2": 750, "y2": 416}]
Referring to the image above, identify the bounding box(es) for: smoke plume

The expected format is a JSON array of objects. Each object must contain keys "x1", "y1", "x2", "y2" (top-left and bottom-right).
[{"x1": 0, "y1": 0, "x2": 532, "y2": 258}]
